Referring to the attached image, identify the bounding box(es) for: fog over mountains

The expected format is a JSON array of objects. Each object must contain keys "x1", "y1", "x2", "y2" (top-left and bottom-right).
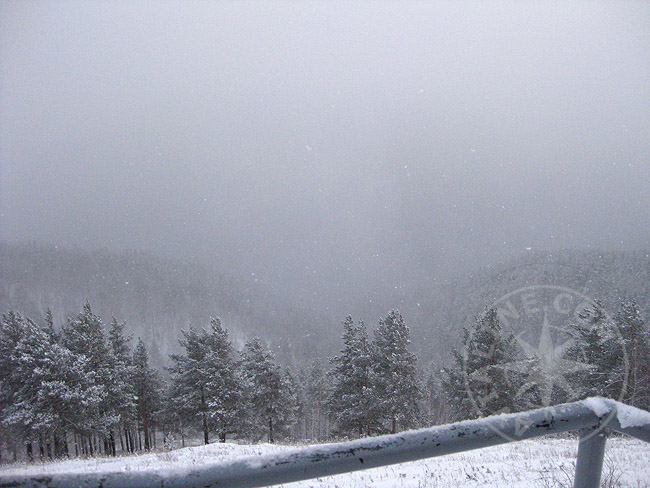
[
  {"x1": 1, "y1": 2, "x2": 649, "y2": 366},
  {"x1": 2, "y1": 242, "x2": 648, "y2": 368}
]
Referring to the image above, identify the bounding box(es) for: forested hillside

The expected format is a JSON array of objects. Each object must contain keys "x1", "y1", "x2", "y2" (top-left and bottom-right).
[
  {"x1": 1, "y1": 243, "x2": 648, "y2": 367},
  {"x1": 0, "y1": 242, "x2": 333, "y2": 366},
  {"x1": 410, "y1": 249, "x2": 650, "y2": 363}
]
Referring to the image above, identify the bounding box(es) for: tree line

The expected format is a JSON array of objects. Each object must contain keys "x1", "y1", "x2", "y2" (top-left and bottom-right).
[
  {"x1": 1, "y1": 298, "x2": 649, "y2": 462},
  {"x1": 0, "y1": 304, "x2": 163, "y2": 460},
  {"x1": 0, "y1": 305, "x2": 421, "y2": 461}
]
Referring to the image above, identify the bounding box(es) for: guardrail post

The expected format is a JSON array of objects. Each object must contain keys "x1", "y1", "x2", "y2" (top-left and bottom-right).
[{"x1": 573, "y1": 428, "x2": 607, "y2": 488}]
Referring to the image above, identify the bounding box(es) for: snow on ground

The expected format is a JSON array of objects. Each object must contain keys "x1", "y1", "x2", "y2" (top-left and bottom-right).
[{"x1": 1, "y1": 437, "x2": 649, "y2": 487}]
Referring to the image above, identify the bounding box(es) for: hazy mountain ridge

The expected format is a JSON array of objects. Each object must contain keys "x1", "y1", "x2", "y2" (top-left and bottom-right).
[
  {"x1": 1, "y1": 242, "x2": 648, "y2": 368},
  {"x1": 0, "y1": 242, "x2": 329, "y2": 366},
  {"x1": 411, "y1": 249, "x2": 650, "y2": 364}
]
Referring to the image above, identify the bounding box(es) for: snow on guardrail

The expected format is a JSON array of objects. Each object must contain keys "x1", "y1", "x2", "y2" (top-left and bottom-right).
[{"x1": 1, "y1": 397, "x2": 649, "y2": 488}]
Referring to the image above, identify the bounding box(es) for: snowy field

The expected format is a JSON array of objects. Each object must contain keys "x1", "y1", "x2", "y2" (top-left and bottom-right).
[{"x1": 1, "y1": 437, "x2": 650, "y2": 487}]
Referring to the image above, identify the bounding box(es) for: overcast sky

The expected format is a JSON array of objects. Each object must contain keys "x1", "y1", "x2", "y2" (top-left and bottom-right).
[{"x1": 1, "y1": 1, "x2": 649, "y2": 313}]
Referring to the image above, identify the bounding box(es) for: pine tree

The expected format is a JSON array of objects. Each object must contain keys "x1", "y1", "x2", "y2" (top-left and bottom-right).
[
  {"x1": 304, "y1": 359, "x2": 329, "y2": 440},
  {"x1": 423, "y1": 370, "x2": 452, "y2": 426},
  {"x1": 43, "y1": 308, "x2": 58, "y2": 342},
  {"x1": 106, "y1": 317, "x2": 135, "y2": 454},
  {"x1": 281, "y1": 368, "x2": 301, "y2": 441},
  {"x1": 0, "y1": 312, "x2": 26, "y2": 416},
  {"x1": 108, "y1": 317, "x2": 132, "y2": 364},
  {"x1": 132, "y1": 338, "x2": 161, "y2": 451},
  {"x1": 0, "y1": 311, "x2": 39, "y2": 456},
  {"x1": 203, "y1": 318, "x2": 246, "y2": 442},
  {"x1": 159, "y1": 381, "x2": 185, "y2": 450},
  {"x1": 1, "y1": 311, "x2": 99, "y2": 459},
  {"x1": 326, "y1": 316, "x2": 379, "y2": 437},
  {"x1": 168, "y1": 319, "x2": 246, "y2": 444},
  {"x1": 567, "y1": 301, "x2": 623, "y2": 400},
  {"x1": 615, "y1": 300, "x2": 650, "y2": 409},
  {"x1": 61, "y1": 303, "x2": 107, "y2": 371},
  {"x1": 241, "y1": 337, "x2": 295, "y2": 443},
  {"x1": 168, "y1": 327, "x2": 209, "y2": 443},
  {"x1": 443, "y1": 307, "x2": 520, "y2": 419},
  {"x1": 371, "y1": 310, "x2": 421, "y2": 433},
  {"x1": 61, "y1": 303, "x2": 116, "y2": 452}
]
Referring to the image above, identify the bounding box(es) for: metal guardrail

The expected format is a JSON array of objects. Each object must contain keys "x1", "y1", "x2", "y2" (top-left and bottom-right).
[{"x1": 1, "y1": 397, "x2": 649, "y2": 488}]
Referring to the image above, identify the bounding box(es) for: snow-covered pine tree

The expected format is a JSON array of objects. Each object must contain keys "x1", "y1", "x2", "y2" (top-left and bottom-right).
[
  {"x1": 106, "y1": 317, "x2": 136, "y2": 454},
  {"x1": 0, "y1": 311, "x2": 39, "y2": 458},
  {"x1": 281, "y1": 368, "x2": 301, "y2": 441},
  {"x1": 159, "y1": 380, "x2": 185, "y2": 450},
  {"x1": 108, "y1": 317, "x2": 132, "y2": 364},
  {"x1": 168, "y1": 319, "x2": 246, "y2": 444},
  {"x1": 1, "y1": 311, "x2": 100, "y2": 459},
  {"x1": 304, "y1": 359, "x2": 329, "y2": 440},
  {"x1": 287, "y1": 367, "x2": 307, "y2": 440},
  {"x1": 11, "y1": 320, "x2": 57, "y2": 457},
  {"x1": 61, "y1": 302, "x2": 116, "y2": 454},
  {"x1": 168, "y1": 327, "x2": 212, "y2": 444},
  {"x1": 61, "y1": 303, "x2": 108, "y2": 372},
  {"x1": 35, "y1": 344, "x2": 99, "y2": 458},
  {"x1": 202, "y1": 318, "x2": 247, "y2": 443},
  {"x1": 43, "y1": 308, "x2": 58, "y2": 342},
  {"x1": 371, "y1": 310, "x2": 421, "y2": 433},
  {"x1": 326, "y1": 316, "x2": 379, "y2": 437},
  {"x1": 442, "y1": 307, "x2": 520, "y2": 420},
  {"x1": 132, "y1": 338, "x2": 161, "y2": 451},
  {"x1": 241, "y1": 337, "x2": 295, "y2": 443},
  {"x1": 423, "y1": 370, "x2": 452, "y2": 426},
  {"x1": 615, "y1": 300, "x2": 650, "y2": 409},
  {"x1": 567, "y1": 300, "x2": 623, "y2": 400},
  {"x1": 0, "y1": 312, "x2": 26, "y2": 415}
]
